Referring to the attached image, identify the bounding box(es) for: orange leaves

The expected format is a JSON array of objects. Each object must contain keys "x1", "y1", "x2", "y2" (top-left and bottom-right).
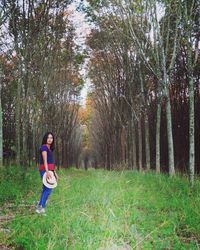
[{"x1": 78, "y1": 96, "x2": 94, "y2": 125}]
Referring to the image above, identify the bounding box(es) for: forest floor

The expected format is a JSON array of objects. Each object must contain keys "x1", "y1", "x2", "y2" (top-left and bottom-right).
[{"x1": 0, "y1": 167, "x2": 200, "y2": 250}]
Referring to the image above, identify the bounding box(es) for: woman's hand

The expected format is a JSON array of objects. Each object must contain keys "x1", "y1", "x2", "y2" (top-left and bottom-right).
[{"x1": 46, "y1": 171, "x2": 52, "y2": 180}]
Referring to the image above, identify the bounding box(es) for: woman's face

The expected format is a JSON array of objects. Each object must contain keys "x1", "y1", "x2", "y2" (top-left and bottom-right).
[{"x1": 47, "y1": 134, "x2": 54, "y2": 145}]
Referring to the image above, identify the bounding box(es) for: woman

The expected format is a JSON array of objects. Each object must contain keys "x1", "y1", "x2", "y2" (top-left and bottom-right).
[{"x1": 36, "y1": 132, "x2": 58, "y2": 214}]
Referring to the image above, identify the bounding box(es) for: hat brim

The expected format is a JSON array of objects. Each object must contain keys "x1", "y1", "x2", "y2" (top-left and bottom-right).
[{"x1": 42, "y1": 171, "x2": 57, "y2": 189}]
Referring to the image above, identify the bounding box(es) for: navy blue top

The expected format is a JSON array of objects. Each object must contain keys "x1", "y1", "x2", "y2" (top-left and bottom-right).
[{"x1": 39, "y1": 144, "x2": 55, "y2": 170}]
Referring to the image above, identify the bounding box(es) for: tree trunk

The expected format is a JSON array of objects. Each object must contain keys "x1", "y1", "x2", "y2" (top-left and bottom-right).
[
  {"x1": 139, "y1": 63, "x2": 150, "y2": 170},
  {"x1": 188, "y1": 44, "x2": 195, "y2": 186},
  {"x1": 32, "y1": 121, "x2": 36, "y2": 167},
  {"x1": 22, "y1": 101, "x2": 28, "y2": 167},
  {"x1": 138, "y1": 117, "x2": 143, "y2": 171},
  {"x1": 106, "y1": 144, "x2": 111, "y2": 170},
  {"x1": 161, "y1": 35, "x2": 175, "y2": 175},
  {"x1": 144, "y1": 113, "x2": 150, "y2": 170},
  {"x1": 0, "y1": 86, "x2": 3, "y2": 167},
  {"x1": 156, "y1": 102, "x2": 161, "y2": 173},
  {"x1": 132, "y1": 118, "x2": 137, "y2": 170},
  {"x1": 189, "y1": 75, "x2": 195, "y2": 186},
  {"x1": 16, "y1": 79, "x2": 21, "y2": 166},
  {"x1": 121, "y1": 126, "x2": 126, "y2": 164},
  {"x1": 165, "y1": 86, "x2": 175, "y2": 176},
  {"x1": 127, "y1": 123, "x2": 132, "y2": 169}
]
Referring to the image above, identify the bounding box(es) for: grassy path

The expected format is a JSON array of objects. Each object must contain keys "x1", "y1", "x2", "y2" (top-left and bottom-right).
[{"x1": 0, "y1": 168, "x2": 200, "y2": 249}]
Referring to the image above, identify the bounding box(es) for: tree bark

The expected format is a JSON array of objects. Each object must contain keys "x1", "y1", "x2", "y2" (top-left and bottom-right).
[
  {"x1": 188, "y1": 45, "x2": 195, "y2": 186},
  {"x1": 16, "y1": 79, "x2": 21, "y2": 166},
  {"x1": 138, "y1": 117, "x2": 143, "y2": 171},
  {"x1": 132, "y1": 117, "x2": 137, "y2": 170},
  {"x1": 0, "y1": 85, "x2": 3, "y2": 167},
  {"x1": 139, "y1": 64, "x2": 151, "y2": 170},
  {"x1": 144, "y1": 113, "x2": 150, "y2": 170},
  {"x1": 189, "y1": 75, "x2": 195, "y2": 186},
  {"x1": 185, "y1": 0, "x2": 196, "y2": 187},
  {"x1": 156, "y1": 102, "x2": 161, "y2": 173},
  {"x1": 165, "y1": 85, "x2": 175, "y2": 176}
]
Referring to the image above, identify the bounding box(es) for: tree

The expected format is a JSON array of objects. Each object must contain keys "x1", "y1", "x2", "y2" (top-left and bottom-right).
[
  {"x1": 1, "y1": 0, "x2": 84, "y2": 167},
  {"x1": 180, "y1": 0, "x2": 200, "y2": 186},
  {"x1": 0, "y1": 0, "x2": 9, "y2": 166}
]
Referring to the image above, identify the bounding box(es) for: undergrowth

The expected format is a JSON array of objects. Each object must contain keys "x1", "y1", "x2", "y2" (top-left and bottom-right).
[{"x1": 0, "y1": 167, "x2": 199, "y2": 249}]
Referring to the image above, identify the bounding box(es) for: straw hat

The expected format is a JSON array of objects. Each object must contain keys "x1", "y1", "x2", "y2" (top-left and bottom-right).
[{"x1": 42, "y1": 171, "x2": 57, "y2": 189}]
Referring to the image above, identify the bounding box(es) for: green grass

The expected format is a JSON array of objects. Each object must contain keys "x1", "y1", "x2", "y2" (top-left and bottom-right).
[{"x1": 0, "y1": 167, "x2": 200, "y2": 249}]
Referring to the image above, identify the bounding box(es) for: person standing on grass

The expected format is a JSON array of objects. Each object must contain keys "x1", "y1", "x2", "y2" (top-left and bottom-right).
[{"x1": 36, "y1": 132, "x2": 58, "y2": 214}]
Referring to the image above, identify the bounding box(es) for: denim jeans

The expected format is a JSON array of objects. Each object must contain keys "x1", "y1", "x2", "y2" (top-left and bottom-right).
[{"x1": 38, "y1": 170, "x2": 53, "y2": 208}]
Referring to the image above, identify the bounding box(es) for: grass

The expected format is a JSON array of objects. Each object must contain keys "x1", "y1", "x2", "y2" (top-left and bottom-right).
[{"x1": 0, "y1": 167, "x2": 200, "y2": 249}]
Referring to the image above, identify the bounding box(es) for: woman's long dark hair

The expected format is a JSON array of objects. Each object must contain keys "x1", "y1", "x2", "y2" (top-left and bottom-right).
[{"x1": 42, "y1": 132, "x2": 55, "y2": 151}]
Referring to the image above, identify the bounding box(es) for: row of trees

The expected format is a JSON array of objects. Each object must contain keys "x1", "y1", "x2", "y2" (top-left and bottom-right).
[
  {"x1": 0, "y1": 0, "x2": 84, "y2": 168},
  {"x1": 82, "y1": 0, "x2": 200, "y2": 184}
]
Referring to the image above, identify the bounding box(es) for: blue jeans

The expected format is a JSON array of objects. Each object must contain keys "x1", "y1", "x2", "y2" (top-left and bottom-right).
[{"x1": 39, "y1": 170, "x2": 53, "y2": 208}]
